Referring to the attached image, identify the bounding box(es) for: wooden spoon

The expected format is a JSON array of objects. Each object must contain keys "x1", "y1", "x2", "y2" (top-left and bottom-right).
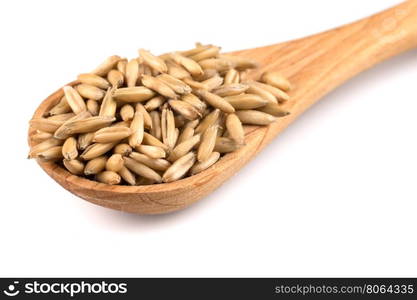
[{"x1": 29, "y1": 1, "x2": 417, "y2": 214}]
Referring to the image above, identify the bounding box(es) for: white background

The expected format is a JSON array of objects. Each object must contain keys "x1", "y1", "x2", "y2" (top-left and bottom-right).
[{"x1": 0, "y1": 0, "x2": 416, "y2": 277}]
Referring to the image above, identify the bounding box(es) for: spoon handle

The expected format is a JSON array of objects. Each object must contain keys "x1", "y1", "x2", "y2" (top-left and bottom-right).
[
  {"x1": 239, "y1": 1, "x2": 417, "y2": 153},
  {"x1": 289, "y1": 0, "x2": 417, "y2": 111}
]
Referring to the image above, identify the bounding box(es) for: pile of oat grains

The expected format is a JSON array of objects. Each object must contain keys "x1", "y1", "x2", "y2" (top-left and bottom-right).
[{"x1": 29, "y1": 43, "x2": 291, "y2": 185}]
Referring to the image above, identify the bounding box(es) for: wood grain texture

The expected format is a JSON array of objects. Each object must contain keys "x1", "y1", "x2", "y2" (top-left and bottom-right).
[{"x1": 28, "y1": 1, "x2": 417, "y2": 214}]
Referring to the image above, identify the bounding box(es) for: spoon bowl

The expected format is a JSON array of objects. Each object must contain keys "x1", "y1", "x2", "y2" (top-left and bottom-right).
[{"x1": 28, "y1": 1, "x2": 417, "y2": 214}]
